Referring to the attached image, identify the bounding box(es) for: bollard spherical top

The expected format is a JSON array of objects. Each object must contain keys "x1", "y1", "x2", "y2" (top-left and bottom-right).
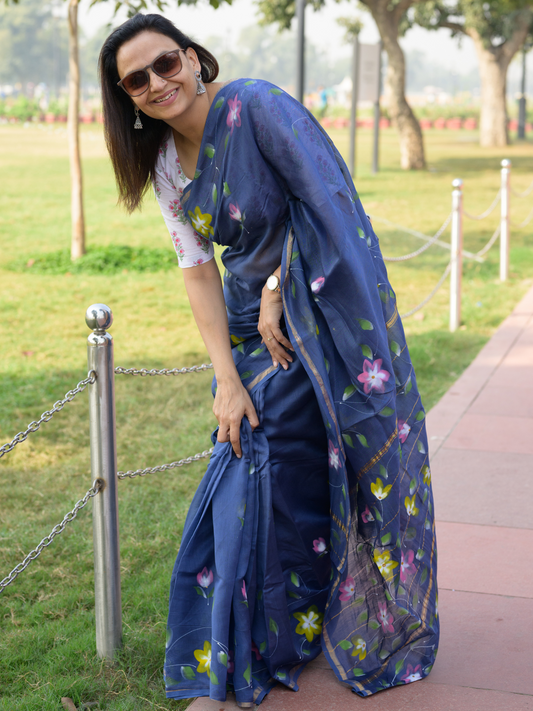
[
  {"x1": 86, "y1": 304, "x2": 113, "y2": 332},
  {"x1": 501, "y1": 159, "x2": 512, "y2": 169},
  {"x1": 452, "y1": 178, "x2": 463, "y2": 190}
]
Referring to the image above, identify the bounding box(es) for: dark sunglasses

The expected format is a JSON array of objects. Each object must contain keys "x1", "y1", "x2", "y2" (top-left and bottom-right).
[{"x1": 117, "y1": 48, "x2": 188, "y2": 97}]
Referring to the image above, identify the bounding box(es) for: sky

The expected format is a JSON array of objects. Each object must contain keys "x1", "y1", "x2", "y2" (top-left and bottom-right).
[{"x1": 78, "y1": 0, "x2": 531, "y2": 88}]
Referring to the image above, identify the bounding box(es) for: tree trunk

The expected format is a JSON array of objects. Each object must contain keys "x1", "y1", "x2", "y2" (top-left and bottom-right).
[
  {"x1": 67, "y1": 0, "x2": 85, "y2": 260},
  {"x1": 365, "y1": 1, "x2": 425, "y2": 170}
]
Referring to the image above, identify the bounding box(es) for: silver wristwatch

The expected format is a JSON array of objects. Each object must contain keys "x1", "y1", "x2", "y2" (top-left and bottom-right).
[{"x1": 266, "y1": 274, "x2": 281, "y2": 293}]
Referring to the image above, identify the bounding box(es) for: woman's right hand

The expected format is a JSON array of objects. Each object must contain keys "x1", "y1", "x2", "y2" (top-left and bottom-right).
[{"x1": 213, "y1": 375, "x2": 260, "y2": 458}]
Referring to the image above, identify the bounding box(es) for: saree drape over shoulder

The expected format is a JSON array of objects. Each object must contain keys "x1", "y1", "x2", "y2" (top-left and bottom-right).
[{"x1": 164, "y1": 79, "x2": 439, "y2": 705}]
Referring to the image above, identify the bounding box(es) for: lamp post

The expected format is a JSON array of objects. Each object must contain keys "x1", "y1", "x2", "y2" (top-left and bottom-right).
[{"x1": 296, "y1": 0, "x2": 306, "y2": 104}]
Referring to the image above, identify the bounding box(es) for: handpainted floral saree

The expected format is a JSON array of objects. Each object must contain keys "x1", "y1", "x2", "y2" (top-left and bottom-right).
[{"x1": 164, "y1": 79, "x2": 439, "y2": 705}]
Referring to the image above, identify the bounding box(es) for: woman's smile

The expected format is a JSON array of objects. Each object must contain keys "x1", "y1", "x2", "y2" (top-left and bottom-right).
[{"x1": 152, "y1": 87, "x2": 179, "y2": 105}]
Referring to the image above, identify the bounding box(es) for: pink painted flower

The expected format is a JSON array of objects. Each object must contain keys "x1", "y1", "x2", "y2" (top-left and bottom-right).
[
  {"x1": 229, "y1": 203, "x2": 243, "y2": 222},
  {"x1": 310, "y1": 277, "x2": 325, "y2": 294},
  {"x1": 400, "y1": 549, "x2": 416, "y2": 582},
  {"x1": 227, "y1": 93, "x2": 242, "y2": 133},
  {"x1": 338, "y1": 576, "x2": 356, "y2": 601},
  {"x1": 241, "y1": 579, "x2": 247, "y2": 601},
  {"x1": 251, "y1": 641, "x2": 262, "y2": 660},
  {"x1": 402, "y1": 664, "x2": 422, "y2": 683},
  {"x1": 328, "y1": 440, "x2": 340, "y2": 470},
  {"x1": 312, "y1": 537, "x2": 327, "y2": 554},
  {"x1": 357, "y1": 359, "x2": 390, "y2": 394},
  {"x1": 398, "y1": 420, "x2": 411, "y2": 443},
  {"x1": 377, "y1": 602, "x2": 394, "y2": 633},
  {"x1": 193, "y1": 258, "x2": 204, "y2": 266},
  {"x1": 197, "y1": 567, "x2": 213, "y2": 588},
  {"x1": 361, "y1": 505, "x2": 375, "y2": 523}
]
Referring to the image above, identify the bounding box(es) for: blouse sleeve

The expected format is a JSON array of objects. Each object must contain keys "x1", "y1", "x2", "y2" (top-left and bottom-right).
[{"x1": 153, "y1": 158, "x2": 214, "y2": 269}]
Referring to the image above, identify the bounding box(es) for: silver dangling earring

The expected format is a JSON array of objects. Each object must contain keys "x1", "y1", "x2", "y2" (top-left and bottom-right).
[
  {"x1": 134, "y1": 107, "x2": 143, "y2": 129},
  {"x1": 195, "y1": 70, "x2": 206, "y2": 95}
]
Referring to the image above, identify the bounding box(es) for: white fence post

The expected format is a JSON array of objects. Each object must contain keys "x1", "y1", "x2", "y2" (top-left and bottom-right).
[
  {"x1": 450, "y1": 179, "x2": 463, "y2": 333},
  {"x1": 86, "y1": 303, "x2": 122, "y2": 660},
  {"x1": 500, "y1": 159, "x2": 511, "y2": 282}
]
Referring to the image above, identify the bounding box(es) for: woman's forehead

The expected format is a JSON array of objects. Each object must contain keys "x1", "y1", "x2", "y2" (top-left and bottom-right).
[{"x1": 116, "y1": 31, "x2": 181, "y2": 75}]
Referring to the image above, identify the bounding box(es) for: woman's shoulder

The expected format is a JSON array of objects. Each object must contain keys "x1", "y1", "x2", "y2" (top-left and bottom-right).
[{"x1": 214, "y1": 78, "x2": 289, "y2": 102}]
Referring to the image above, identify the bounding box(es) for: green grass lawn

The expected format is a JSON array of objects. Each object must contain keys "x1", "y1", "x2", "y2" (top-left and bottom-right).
[{"x1": 0, "y1": 122, "x2": 532, "y2": 710}]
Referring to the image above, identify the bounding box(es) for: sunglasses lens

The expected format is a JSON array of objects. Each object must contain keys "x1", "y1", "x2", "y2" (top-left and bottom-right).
[
  {"x1": 153, "y1": 51, "x2": 182, "y2": 77},
  {"x1": 123, "y1": 70, "x2": 148, "y2": 96}
]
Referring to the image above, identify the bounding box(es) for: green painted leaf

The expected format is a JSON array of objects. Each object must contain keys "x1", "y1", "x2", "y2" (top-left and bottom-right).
[
  {"x1": 291, "y1": 280, "x2": 296, "y2": 297},
  {"x1": 257, "y1": 590, "x2": 263, "y2": 601},
  {"x1": 397, "y1": 607, "x2": 409, "y2": 616},
  {"x1": 243, "y1": 663, "x2": 251, "y2": 684},
  {"x1": 357, "y1": 318, "x2": 374, "y2": 331},
  {"x1": 340, "y1": 502, "x2": 345, "y2": 518},
  {"x1": 421, "y1": 566, "x2": 428, "y2": 585},
  {"x1": 361, "y1": 344, "x2": 372, "y2": 358},
  {"x1": 292, "y1": 126, "x2": 299, "y2": 138},
  {"x1": 269, "y1": 87, "x2": 282, "y2": 94},
  {"x1": 357, "y1": 610, "x2": 368, "y2": 624},
  {"x1": 416, "y1": 549, "x2": 425, "y2": 560},
  {"x1": 357, "y1": 543, "x2": 364, "y2": 553},
  {"x1": 416, "y1": 410, "x2": 425, "y2": 421},
  {"x1": 251, "y1": 346, "x2": 265, "y2": 356},
  {"x1": 218, "y1": 652, "x2": 228, "y2": 667},
  {"x1": 324, "y1": 357, "x2": 330, "y2": 373},
  {"x1": 332, "y1": 529, "x2": 340, "y2": 542},
  {"x1": 395, "y1": 659, "x2": 404, "y2": 675},
  {"x1": 259, "y1": 641, "x2": 266, "y2": 653},
  {"x1": 354, "y1": 595, "x2": 365, "y2": 606},
  {"x1": 276, "y1": 671, "x2": 286, "y2": 680},
  {"x1": 410, "y1": 477, "x2": 417, "y2": 495},
  {"x1": 417, "y1": 441, "x2": 426, "y2": 454},
  {"x1": 357, "y1": 433, "x2": 369, "y2": 448},
  {"x1": 237, "y1": 343, "x2": 244, "y2": 354},
  {"x1": 407, "y1": 621, "x2": 421, "y2": 632},
  {"x1": 379, "y1": 407, "x2": 394, "y2": 417},
  {"x1": 194, "y1": 169, "x2": 202, "y2": 179},
  {"x1": 194, "y1": 586, "x2": 204, "y2": 596},
  {"x1": 214, "y1": 97, "x2": 225, "y2": 109},
  {"x1": 342, "y1": 433, "x2": 354, "y2": 448},
  {"x1": 369, "y1": 639, "x2": 379, "y2": 653},
  {"x1": 357, "y1": 226, "x2": 365, "y2": 239},
  {"x1": 343, "y1": 384, "x2": 356, "y2": 401},
  {"x1": 370, "y1": 577, "x2": 378, "y2": 586},
  {"x1": 369, "y1": 620, "x2": 380, "y2": 630},
  {"x1": 291, "y1": 250, "x2": 300, "y2": 262},
  {"x1": 392, "y1": 637, "x2": 403, "y2": 651},
  {"x1": 398, "y1": 585, "x2": 406, "y2": 596},
  {"x1": 339, "y1": 639, "x2": 353, "y2": 650},
  {"x1": 378, "y1": 650, "x2": 389, "y2": 660},
  {"x1": 413, "y1": 593, "x2": 419, "y2": 608},
  {"x1": 212, "y1": 184, "x2": 217, "y2": 205},
  {"x1": 240, "y1": 371, "x2": 253, "y2": 379},
  {"x1": 223, "y1": 181, "x2": 231, "y2": 196},
  {"x1": 423, "y1": 489, "x2": 428, "y2": 503},
  {"x1": 269, "y1": 617, "x2": 279, "y2": 635},
  {"x1": 390, "y1": 340, "x2": 401, "y2": 356},
  {"x1": 342, "y1": 484, "x2": 346, "y2": 500},
  {"x1": 182, "y1": 666, "x2": 196, "y2": 680},
  {"x1": 379, "y1": 464, "x2": 388, "y2": 479},
  {"x1": 381, "y1": 532, "x2": 391, "y2": 546},
  {"x1": 379, "y1": 289, "x2": 388, "y2": 303},
  {"x1": 288, "y1": 591, "x2": 301, "y2": 599},
  {"x1": 373, "y1": 507, "x2": 383, "y2": 523},
  {"x1": 224, "y1": 133, "x2": 229, "y2": 149},
  {"x1": 249, "y1": 463, "x2": 255, "y2": 475},
  {"x1": 385, "y1": 589, "x2": 392, "y2": 601},
  {"x1": 353, "y1": 668, "x2": 365, "y2": 677},
  {"x1": 245, "y1": 80, "x2": 256, "y2": 85},
  {"x1": 204, "y1": 143, "x2": 215, "y2": 158},
  {"x1": 165, "y1": 676, "x2": 180, "y2": 686},
  {"x1": 405, "y1": 377, "x2": 413, "y2": 395},
  {"x1": 290, "y1": 571, "x2": 300, "y2": 587},
  {"x1": 405, "y1": 526, "x2": 417, "y2": 540}
]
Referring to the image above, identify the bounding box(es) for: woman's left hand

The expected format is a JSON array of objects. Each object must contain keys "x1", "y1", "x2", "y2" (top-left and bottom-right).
[{"x1": 258, "y1": 287, "x2": 294, "y2": 369}]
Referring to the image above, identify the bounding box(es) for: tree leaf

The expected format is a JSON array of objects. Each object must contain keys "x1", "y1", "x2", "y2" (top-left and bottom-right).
[
  {"x1": 290, "y1": 571, "x2": 300, "y2": 587},
  {"x1": 342, "y1": 433, "x2": 354, "y2": 448},
  {"x1": 343, "y1": 384, "x2": 356, "y2": 401},
  {"x1": 361, "y1": 344, "x2": 372, "y2": 358},
  {"x1": 357, "y1": 433, "x2": 369, "y2": 448},
  {"x1": 339, "y1": 639, "x2": 353, "y2": 650},
  {"x1": 269, "y1": 617, "x2": 279, "y2": 635},
  {"x1": 357, "y1": 318, "x2": 374, "y2": 331}
]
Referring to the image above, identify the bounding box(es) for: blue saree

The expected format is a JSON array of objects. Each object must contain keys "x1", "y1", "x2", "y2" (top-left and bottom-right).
[{"x1": 164, "y1": 79, "x2": 439, "y2": 705}]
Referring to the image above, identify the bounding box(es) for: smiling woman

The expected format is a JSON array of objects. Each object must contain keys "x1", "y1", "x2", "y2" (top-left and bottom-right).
[{"x1": 98, "y1": 12, "x2": 439, "y2": 709}]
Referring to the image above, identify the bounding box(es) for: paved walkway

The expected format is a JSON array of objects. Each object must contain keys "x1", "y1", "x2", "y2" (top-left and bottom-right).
[{"x1": 189, "y1": 286, "x2": 533, "y2": 711}]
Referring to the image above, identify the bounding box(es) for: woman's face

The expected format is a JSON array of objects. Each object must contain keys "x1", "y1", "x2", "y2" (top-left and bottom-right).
[{"x1": 116, "y1": 30, "x2": 201, "y2": 122}]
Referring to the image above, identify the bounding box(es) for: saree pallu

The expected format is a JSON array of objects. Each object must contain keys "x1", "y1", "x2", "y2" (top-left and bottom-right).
[{"x1": 164, "y1": 79, "x2": 439, "y2": 705}]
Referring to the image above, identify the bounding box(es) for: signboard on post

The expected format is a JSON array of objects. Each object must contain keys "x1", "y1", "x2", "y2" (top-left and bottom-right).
[{"x1": 358, "y1": 43, "x2": 381, "y2": 103}]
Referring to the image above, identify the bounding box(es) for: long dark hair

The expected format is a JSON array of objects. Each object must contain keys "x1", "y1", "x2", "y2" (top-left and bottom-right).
[{"x1": 99, "y1": 14, "x2": 219, "y2": 212}]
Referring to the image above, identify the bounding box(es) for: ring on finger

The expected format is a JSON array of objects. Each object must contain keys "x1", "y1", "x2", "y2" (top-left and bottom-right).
[{"x1": 267, "y1": 337, "x2": 273, "y2": 341}]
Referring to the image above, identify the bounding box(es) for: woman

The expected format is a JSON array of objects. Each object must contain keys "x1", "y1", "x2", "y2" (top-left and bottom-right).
[{"x1": 100, "y1": 14, "x2": 439, "y2": 707}]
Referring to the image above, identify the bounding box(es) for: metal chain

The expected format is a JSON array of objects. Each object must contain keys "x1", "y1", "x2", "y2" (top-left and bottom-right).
[
  {"x1": 382, "y1": 213, "x2": 452, "y2": 262},
  {"x1": 0, "y1": 371, "x2": 96, "y2": 460},
  {"x1": 511, "y1": 204, "x2": 533, "y2": 229},
  {"x1": 0, "y1": 480, "x2": 103, "y2": 595},
  {"x1": 511, "y1": 178, "x2": 533, "y2": 199},
  {"x1": 463, "y1": 189, "x2": 501, "y2": 220},
  {"x1": 401, "y1": 260, "x2": 452, "y2": 319},
  {"x1": 117, "y1": 447, "x2": 214, "y2": 479},
  {"x1": 473, "y1": 224, "x2": 501, "y2": 259},
  {"x1": 115, "y1": 364, "x2": 213, "y2": 376}
]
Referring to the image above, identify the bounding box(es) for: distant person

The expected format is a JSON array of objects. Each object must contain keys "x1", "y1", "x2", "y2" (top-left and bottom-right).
[{"x1": 99, "y1": 13, "x2": 439, "y2": 708}]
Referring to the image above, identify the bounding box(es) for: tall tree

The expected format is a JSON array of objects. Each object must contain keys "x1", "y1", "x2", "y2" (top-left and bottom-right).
[
  {"x1": 414, "y1": 1, "x2": 533, "y2": 146},
  {"x1": 257, "y1": 0, "x2": 427, "y2": 170}
]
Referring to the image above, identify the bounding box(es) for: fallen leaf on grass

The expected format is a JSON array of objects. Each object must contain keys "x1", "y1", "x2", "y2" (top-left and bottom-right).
[{"x1": 60, "y1": 699, "x2": 77, "y2": 711}]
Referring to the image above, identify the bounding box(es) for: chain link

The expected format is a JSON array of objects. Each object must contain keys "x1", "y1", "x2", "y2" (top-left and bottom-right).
[
  {"x1": 0, "y1": 480, "x2": 103, "y2": 595},
  {"x1": 401, "y1": 260, "x2": 452, "y2": 319},
  {"x1": 117, "y1": 447, "x2": 214, "y2": 479},
  {"x1": 511, "y1": 204, "x2": 533, "y2": 229},
  {"x1": 463, "y1": 189, "x2": 501, "y2": 220},
  {"x1": 473, "y1": 224, "x2": 501, "y2": 259},
  {"x1": 382, "y1": 213, "x2": 452, "y2": 262},
  {"x1": 0, "y1": 371, "x2": 96, "y2": 460},
  {"x1": 114, "y1": 364, "x2": 213, "y2": 376},
  {"x1": 511, "y1": 178, "x2": 533, "y2": 199}
]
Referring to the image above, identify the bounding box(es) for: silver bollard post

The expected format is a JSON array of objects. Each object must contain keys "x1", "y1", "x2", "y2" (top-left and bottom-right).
[
  {"x1": 86, "y1": 303, "x2": 122, "y2": 659},
  {"x1": 450, "y1": 179, "x2": 463, "y2": 333},
  {"x1": 500, "y1": 159, "x2": 511, "y2": 282}
]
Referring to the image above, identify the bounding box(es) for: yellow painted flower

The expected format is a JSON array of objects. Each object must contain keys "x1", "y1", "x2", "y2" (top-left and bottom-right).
[
  {"x1": 294, "y1": 605, "x2": 324, "y2": 642},
  {"x1": 422, "y1": 465, "x2": 431, "y2": 485},
  {"x1": 405, "y1": 494, "x2": 420, "y2": 517},
  {"x1": 373, "y1": 548, "x2": 398, "y2": 581},
  {"x1": 370, "y1": 477, "x2": 392, "y2": 501},
  {"x1": 188, "y1": 206, "x2": 214, "y2": 238},
  {"x1": 351, "y1": 635, "x2": 366, "y2": 661},
  {"x1": 193, "y1": 640, "x2": 212, "y2": 674}
]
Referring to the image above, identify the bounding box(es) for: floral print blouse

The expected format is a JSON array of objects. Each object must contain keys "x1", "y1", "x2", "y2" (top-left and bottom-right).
[{"x1": 152, "y1": 132, "x2": 215, "y2": 268}]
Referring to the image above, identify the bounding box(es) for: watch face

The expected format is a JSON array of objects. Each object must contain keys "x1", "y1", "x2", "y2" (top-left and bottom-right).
[{"x1": 267, "y1": 275, "x2": 279, "y2": 291}]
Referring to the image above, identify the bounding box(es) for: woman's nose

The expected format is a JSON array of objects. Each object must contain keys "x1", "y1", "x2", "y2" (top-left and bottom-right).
[{"x1": 148, "y1": 69, "x2": 167, "y2": 92}]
